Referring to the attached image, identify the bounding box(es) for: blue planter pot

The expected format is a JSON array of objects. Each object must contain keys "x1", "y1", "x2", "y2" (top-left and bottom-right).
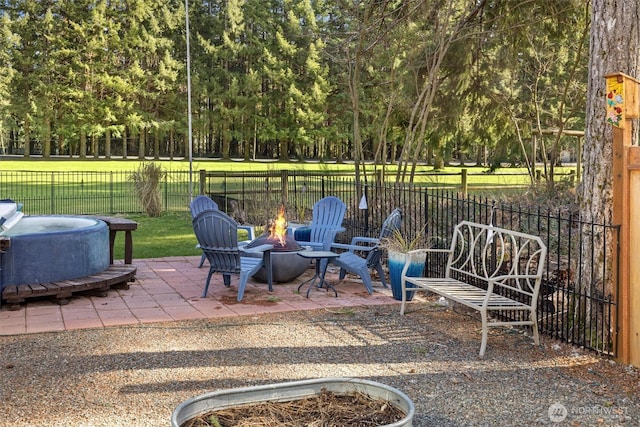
[{"x1": 388, "y1": 251, "x2": 425, "y2": 301}]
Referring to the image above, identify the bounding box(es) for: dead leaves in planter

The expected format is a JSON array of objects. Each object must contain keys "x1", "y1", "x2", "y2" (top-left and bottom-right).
[{"x1": 182, "y1": 389, "x2": 406, "y2": 427}]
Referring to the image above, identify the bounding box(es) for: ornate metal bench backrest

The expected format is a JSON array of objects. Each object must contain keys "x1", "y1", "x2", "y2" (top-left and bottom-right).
[{"x1": 446, "y1": 221, "x2": 547, "y2": 305}]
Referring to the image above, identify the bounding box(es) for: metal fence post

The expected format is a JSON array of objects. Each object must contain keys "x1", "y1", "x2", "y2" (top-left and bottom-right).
[
  {"x1": 110, "y1": 172, "x2": 114, "y2": 214},
  {"x1": 461, "y1": 168, "x2": 468, "y2": 197},
  {"x1": 164, "y1": 172, "x2": 168, "y2": 212},
  {"x1": 50, "y1": 172, "x2": 55, "y2": 213},
  {"x1": 281, "y1": 170, "x2": 288, "y2": 205}
]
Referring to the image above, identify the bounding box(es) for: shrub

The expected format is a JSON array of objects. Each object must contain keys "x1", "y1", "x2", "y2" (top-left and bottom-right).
[{"x1": 129, "y1": 162, "x2": 165, "y2": 217}]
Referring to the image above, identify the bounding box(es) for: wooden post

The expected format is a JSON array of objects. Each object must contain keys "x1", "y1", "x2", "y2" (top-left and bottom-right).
[
  {"x1": 199, "y1": 169, "x2": 206, "y2": 195},
  {"x1": 607, "y1": 72, "x2": 640, "y2": 365},
  {"x1": 627, "y1": 147, "x2": 640, "y2": 365},
  {"x1": 460, "y1": 169, "x2": 468, "y2": 197}
]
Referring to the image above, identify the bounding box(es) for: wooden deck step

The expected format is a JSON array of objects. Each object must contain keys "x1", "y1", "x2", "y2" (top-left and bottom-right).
[{"x1": 1, "y1": 265, "x2": 137, "y2": 310}]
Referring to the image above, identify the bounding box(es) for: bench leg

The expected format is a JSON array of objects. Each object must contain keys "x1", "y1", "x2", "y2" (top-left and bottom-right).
[
  {"x1": 479, "y1": 309, "x2": 488, "y2": 358},
  {"x1": 399, "y1": 276, "x2": 417, "y2": 315},
  {"x1": 531, "y1": 309, "x2": 540, "y2": 345},
  {"x1": 400, "y1": 280, "x2": 407, "y2": 315}
]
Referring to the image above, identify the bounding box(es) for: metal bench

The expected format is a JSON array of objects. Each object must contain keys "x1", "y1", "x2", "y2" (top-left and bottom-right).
[{"x1": 400, "y1": 221, "x2": 547, "y2": 357}]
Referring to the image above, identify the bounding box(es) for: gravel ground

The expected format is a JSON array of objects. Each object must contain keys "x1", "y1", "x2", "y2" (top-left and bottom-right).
[{"x1": 1, "y1": 303, "x2": 639, "y2": 427}]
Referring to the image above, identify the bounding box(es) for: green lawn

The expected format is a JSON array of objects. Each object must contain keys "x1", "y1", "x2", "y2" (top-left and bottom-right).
[
  {"x1": 1, "y1": 159, "x2": 577, "y2": 259},
  {"x1": 117, "y1": 211, "x2": 200, "y2": 259},
  {"x1": 113, "y1": 211, "x2": 259, "y2": 260}
]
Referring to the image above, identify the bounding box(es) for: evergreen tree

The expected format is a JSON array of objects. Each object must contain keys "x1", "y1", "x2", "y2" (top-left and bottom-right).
[{"x1": 0, "y1": 8, "x2": 17, "y2": 154}]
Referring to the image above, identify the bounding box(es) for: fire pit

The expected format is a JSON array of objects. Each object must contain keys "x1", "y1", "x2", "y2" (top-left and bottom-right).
[{"x1": 246, "y1": 207, "x2": 310, "y2": 283}]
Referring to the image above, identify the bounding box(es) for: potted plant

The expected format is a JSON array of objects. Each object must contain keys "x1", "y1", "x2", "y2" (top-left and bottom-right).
[{"x1": 381, "y1": 228, "x2": 430, "y2": 301}]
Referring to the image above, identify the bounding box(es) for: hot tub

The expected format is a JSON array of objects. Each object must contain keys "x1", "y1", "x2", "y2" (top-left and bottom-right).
[{"x1": 0, "y1": 215, "x2": 109, "y2": 287}]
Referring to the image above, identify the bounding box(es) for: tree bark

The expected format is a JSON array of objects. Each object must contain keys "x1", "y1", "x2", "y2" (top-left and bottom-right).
[
  {"x1": 154, "y1": 128, "x2": 160, "y2": 160},
  {"x1": 79, "y1": 130, "x2": 87, "y2": 159},
  {"x1": 105, "y1": 129, "x2": 111, "y2": 159},
  {"x1": 23, "y1": 119, "x2": 30, "y2": 158},
  {"x1": 138, "y1": 128, "x2": 146, "y2": 160},
  {"x1": 41, "y1": 116, "x2": 50, "y2": 158},
  {"x1": 580, "y1": 0, "x2": 640, "y2": 301},
  {"x1": 122, "y1": 128, "x2": 128, "y2": 160},
  {"x1": 581, "y1": 0, "x2": 640, "y2": 224},
  {"x1": 92, "y1": 135, "x2": 99, "y2": 158}
]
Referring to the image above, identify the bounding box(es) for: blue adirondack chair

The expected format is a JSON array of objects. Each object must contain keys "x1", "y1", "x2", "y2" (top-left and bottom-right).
[
  {"x1": 190, "y1": 195, "x2": 219, "y2": 216},
  {"x1": 330, "y1": 208, "x2": 403, "y2": 292},
  {"x1": 330, "y1": 247, "x2": 384, "y2": 294},
  {"x1": 192, "y1": 209, "x2": 273, "y2": 301},
  {"x1": 190, "y1": 196, "x2": 219, "y2": 267},
  {"x1": 331, "y1": 208, "x2": 402, "y2": 256},
  {"x1": 190, "y1": 195, "x2": 255, "y2": 267},
  {"x1": 294, "y1": 196, "x2": 347, "y2": 251}
]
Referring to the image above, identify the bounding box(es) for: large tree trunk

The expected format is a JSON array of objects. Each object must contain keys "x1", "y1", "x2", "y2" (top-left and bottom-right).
[
  {"x1": 122, "y1": 128, "x2": 128, "y2": 159},
  {"x1": 79, "y1": 130, "x2": 87, "y2": 159},
  {"x1": 138, "y1": 128, "x2": 146, "y2": 160},
  {"x1": 222, "y1": 131, "x2": 231, "y2": 161},
  {"x1": 43, "y1": 116, "x2": 51, "y2": 158},
  {"x1": 92, "y1": 135, "x2": 99, "y2": 158},
  {"x1": 579, "y1": 0, "x2": 640, "y2": 334},
  {"x1": 23, "y1": 119, "x2": 30, "y2": 158},
  {"x1": 105, "y1": 129, "x2": 111, "y2": 159},
  {"x1": 581, "y1": 1, "x2": 640, "y2": 225},
  {"x1": 169, "y1": 129, "x2": 174, "y2": 160}
]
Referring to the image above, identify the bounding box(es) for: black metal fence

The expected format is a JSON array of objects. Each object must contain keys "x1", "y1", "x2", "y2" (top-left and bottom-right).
[
  {"x1": 0, "y1": 170, "x2": 193, "y2": 215},
  {"x1": 0, "y1": 169, "x2": 618, "y2": 356}
]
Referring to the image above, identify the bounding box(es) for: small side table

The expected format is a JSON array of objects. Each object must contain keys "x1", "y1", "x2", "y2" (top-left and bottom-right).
[
  {"x1": 93, "y1": 216, "x2": 138, "y2": 264},
  {"x1": 297, "y1": 250, "x2": 339, "y2": 298}
]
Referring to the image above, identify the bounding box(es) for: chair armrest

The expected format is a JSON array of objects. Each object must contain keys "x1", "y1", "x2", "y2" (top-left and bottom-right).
[
  {"x1": 240, "y1": 244, "x2": 273, "y2": 254},
  {"x1": 321, "y1": 226, "x2": 346, "y2": 250},
  {"x1": 350, "y1": 236, "x2": 378, "y2": 245},
  {"x1": 297, "y1": 226, "x2": 345, "y2": 251},
  {"x1": 331, "y1": 236, "x2": 379, "y2": 252}
]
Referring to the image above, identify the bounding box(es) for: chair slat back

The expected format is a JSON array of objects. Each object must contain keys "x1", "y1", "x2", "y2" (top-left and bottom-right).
[
  {"x1": 310, "y1": 196, "x2": 346, "y2": 229},
  {"x1": 379, "y1": 208, "x2": 402, "y2": 240},
  {"x1": 190, "y1": 195, "x2": 218, "y2": 218},
  {"x1": 300, "y1": 196, "x2": 347, "y2": 250},
  {"x1": 192, "y1": 209, "x2": 241, "y2": 273}
]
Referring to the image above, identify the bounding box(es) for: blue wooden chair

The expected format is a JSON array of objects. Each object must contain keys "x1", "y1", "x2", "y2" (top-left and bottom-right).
[
  {"x1": 190, "y1": 195, "x2": 255, "y2": 267},
  {"x1": 190, "y1": 195, "x2": 218, "y2": 216},
  {"x1": 294, "y1": 196, "x2": 347, "y2": 251},
  {"x1": 192, "y1": 209, "x2": 273, "y2": 301},
  {"x1": 330, "y1": 208, "x2": 403, "y2": 291},
  {"x1": 331, "y1": 208, "x2": 402, "y2": 256},
  {"x1": 330, "y1": 246, "x2": 384, "y2": 294},
  {"x1": 190, "y1": 196, "x2": 219, "y2": 267}
]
